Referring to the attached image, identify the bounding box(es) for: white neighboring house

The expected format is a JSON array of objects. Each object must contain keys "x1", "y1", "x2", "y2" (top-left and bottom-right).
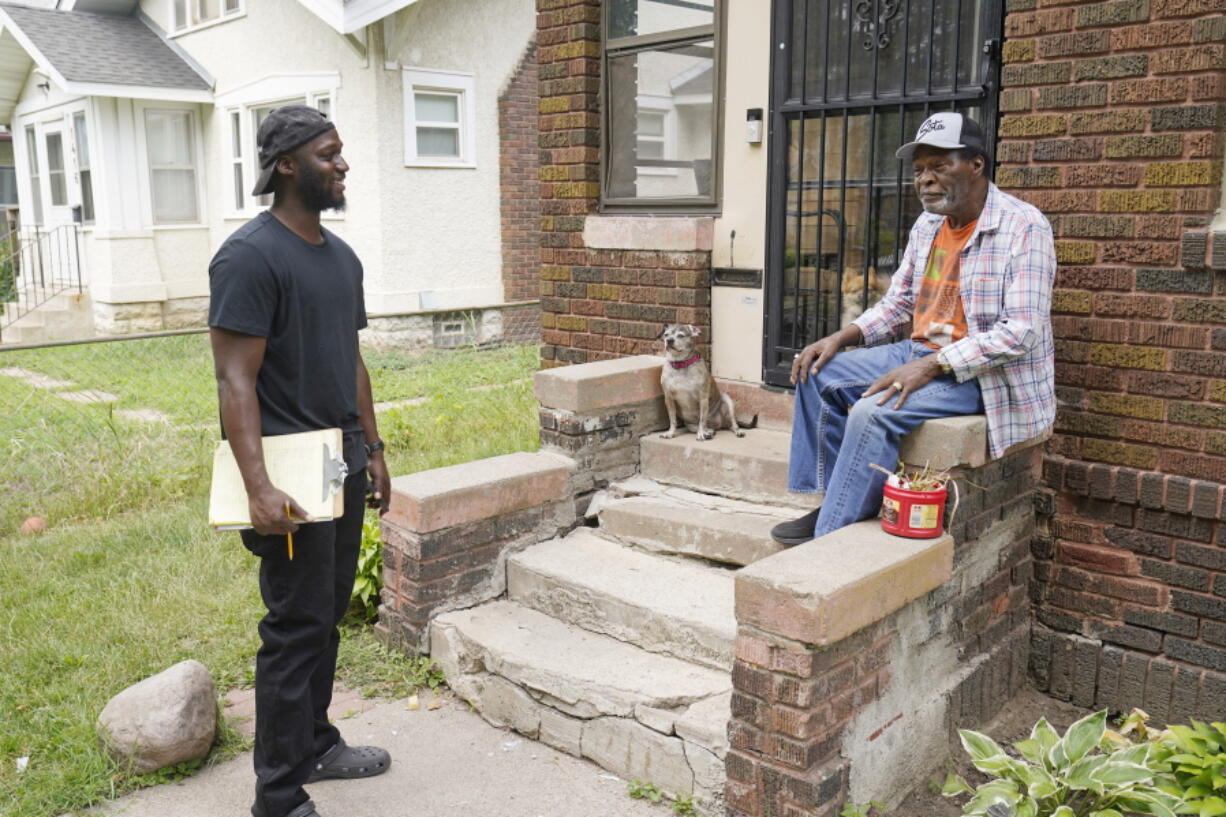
[{"x1": 0, "y1": 0, "x2": 538, "y2": 344}]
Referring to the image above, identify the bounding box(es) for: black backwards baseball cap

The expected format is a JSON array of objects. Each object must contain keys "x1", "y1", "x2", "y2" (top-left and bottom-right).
[
  {"x1": 895, "y1": 112, "x2": 986, "y2": 160},
  {"x1": 251, "y1": 105, "x2": 336, "y2": 196}
]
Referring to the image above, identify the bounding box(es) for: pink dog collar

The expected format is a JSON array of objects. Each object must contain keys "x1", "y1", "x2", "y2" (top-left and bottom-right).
[{"x1": 669, "y1": 354, "x2": 701, "y2": 369}]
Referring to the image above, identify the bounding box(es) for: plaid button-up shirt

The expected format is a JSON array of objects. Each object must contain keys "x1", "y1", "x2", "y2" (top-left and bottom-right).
[{"x1": 854, "y1": 183, "x2": 1057, "y2": 459}]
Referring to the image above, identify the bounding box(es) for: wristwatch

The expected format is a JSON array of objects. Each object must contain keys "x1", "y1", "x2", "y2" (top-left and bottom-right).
[
  {"x1": 936, "y1": 352, "x2": 953, "y2": 375},
  {"x1": 364, "y1": 439, "x2": 385, "y2": 456}
]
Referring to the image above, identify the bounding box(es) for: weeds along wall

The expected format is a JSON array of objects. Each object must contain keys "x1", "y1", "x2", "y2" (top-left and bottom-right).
[{"x1": 995, "y1": 0, "x2": 1226, "y2": 715}]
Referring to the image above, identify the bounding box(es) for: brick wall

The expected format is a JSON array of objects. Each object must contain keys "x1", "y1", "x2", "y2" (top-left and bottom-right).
[
  {"x1": 536, "y1": 0, "x2": 712, "y2": 367},
  {"x1": 997, "y1": 0, "x2": 1226, "y2": 708},
  {"x1": 500, "y1": 41, "x2": 544, "y2": 345},
  {"x1": 728, "y1": 442, "x2": 1040, "y2": 817}
]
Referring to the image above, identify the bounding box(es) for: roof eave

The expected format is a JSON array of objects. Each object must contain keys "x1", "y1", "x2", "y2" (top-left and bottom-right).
[
  {"x1": 294, "y1": 0, "x2": 420, "y2": 35},
  {"x1": 60, "y1": 81, "x2": 213, "y2": 102}
]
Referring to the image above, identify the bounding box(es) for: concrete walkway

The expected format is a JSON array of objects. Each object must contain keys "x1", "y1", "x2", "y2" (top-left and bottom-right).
[{"x1": 90, "y1": 696, "x2": 670, "y2": 817}]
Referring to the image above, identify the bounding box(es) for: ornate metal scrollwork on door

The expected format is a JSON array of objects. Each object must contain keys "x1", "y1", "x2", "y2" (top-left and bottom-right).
[{"x1": 853, "y1": 0, "x2": 903, "y2": 50}]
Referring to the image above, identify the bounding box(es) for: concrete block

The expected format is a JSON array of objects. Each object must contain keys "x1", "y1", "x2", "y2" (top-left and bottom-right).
[
  {"x1": 508, "y1": 530, "x2": 736, "y2": 670},
  {"x1": 583, "y1": 215, "x2": 714, "y2": 251},
  {"x1": 675, "y1": 691, "x2": 731, "y2": 758},
  {"x1": 635, "y1": 703, "x2": 679, "y2": 735},
  {"x1": 899, "y1": 416, "x2": 990, "y2": 470},
  {"x1": 534, "y1": 355, "x2": 665, "y2": 413},
  {"x1": 387, "y1": 451, "x2": 572, "y2": 533},
  {"x1": 735, "y1": 521, "x2": 954, "y2": 646},
  {"x1": 598, "y1": 488, "x2": 792, "y2": 566},
  {"x1": 641, "y1": 428, "x2": 819, "y2": 508},
  {"x1": 472, "y1": 675, "x2": 542, "y2": 739},
  {"x1": 540, "y1": 708, "x2": 583, "y2": 756},
  {"x1": 581, "y1": 716, "x2": 695, "y2": 795}
]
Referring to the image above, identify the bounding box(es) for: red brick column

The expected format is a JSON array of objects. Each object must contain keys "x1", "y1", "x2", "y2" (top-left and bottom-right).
[
  {"x1": 500, "y1": 41, "x2": 543, "y2": 345},
  {"x1": 998, "y1": 0, "x2": 1226, "y2": 708},
  {"x1": 536, "y1": 0, "x2": 713, "y2": 367}
]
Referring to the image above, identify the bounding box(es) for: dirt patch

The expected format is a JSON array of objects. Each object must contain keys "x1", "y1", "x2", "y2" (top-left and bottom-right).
[{"x1": 892, "y1": 685, "x2": 1094, "y2": 816}]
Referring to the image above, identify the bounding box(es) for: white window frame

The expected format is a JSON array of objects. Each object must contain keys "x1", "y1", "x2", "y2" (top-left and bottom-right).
[
  {"x1": 403, "y1": 68, "x2": 476, "y2": 169},
  {"x1": 220, "y1": 87, "x2": 336, "y2": 219},
  {"x1": 71, "y1": 110, "x2": 95, "y2": 225},
  {"x1": 635, "y1": 95, "x2": 678, "y2": 177},
  {"x1": 23, "y1": 124, "x2": 43, "y2": 226},
  {"x1": 169, "y1": 0, "x2": 245, "y2": 37},
  {"x1": 134, "y1": 102, "x2": 206, "y2": 228}
]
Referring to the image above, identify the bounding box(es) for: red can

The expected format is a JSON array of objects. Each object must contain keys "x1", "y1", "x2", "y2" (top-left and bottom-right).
[{"x1": 880, "y1": 482, "x2": 947, "y2": 538}]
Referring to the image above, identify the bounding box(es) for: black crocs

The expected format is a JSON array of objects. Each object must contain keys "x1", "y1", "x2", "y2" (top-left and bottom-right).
[
  {"x1": 307, "y1": 738, "x2": 392, "y2": 783},
  {"x1": 251, "y1": 799, "x2": 322, "y2": 817},
  {"x1": 770, "y1": 508, "x2": 821, "y2": 545}
]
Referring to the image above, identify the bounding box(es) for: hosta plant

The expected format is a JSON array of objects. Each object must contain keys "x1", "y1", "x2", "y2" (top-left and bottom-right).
[
  {"x1": 942, "y1": 710, "x2": 1192, "y2": 817},
  {"x1": 1160, "y1": 720, "x2": 1226, "y2": 817}
]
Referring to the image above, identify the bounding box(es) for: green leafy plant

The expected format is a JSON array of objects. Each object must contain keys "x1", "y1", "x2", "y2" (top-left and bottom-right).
[
  {"x1": 628, "y1": 780, "x2": 665, "y2": 803},
  {"x1": 349, "y1": 513, "x2": 383, "y2": 622},
  {"x1": 1160, "y1": 720, "x2": 1226, "y2": 817},
  {"x1": 841, "y1": 800, "x2": 889, "y2": 817},
  {"x1": 672, "y1": 793, "x2": 699, "y2": 816},
  {"x1": 942, "y1": 710, "x2": 1190, "y2": 817}
]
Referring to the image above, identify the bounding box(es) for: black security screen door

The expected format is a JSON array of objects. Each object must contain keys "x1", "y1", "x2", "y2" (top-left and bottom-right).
[{"x1": 763, "y1": 0, "x2": 1003, "y2": 387}]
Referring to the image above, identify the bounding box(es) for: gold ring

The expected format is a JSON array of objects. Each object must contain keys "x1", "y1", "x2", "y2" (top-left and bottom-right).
[{"x1": 892, "y1": 381, "x2": 904, "y2": 390}]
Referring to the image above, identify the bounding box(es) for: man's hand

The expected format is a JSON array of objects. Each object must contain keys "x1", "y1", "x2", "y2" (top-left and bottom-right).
[
  {"x1": 863, "y1": 355, "x2": 944, "y2": 410},
  {"x1": 366, "y1": 452, "x2": 391, "y2": 515},
  {"x1": 791, "y1": 325, "x2": 863, "y2": 384},
  {"x1": 249, "y1": 485, "x2": 313, "y2": 536}
]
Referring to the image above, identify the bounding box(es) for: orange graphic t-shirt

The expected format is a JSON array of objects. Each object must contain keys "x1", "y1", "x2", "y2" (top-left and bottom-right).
[{"x1": 911, "y1": 218, "x2": 977, "y2": 349}]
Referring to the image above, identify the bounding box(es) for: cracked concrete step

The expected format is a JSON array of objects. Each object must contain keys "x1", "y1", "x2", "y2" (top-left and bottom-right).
[
  {"x1": 431, "y1": 600, "x2": 730, "y2": 805},
  {"x1": 432, "y1": 600, "x2": 729, "y2": 721},
  {"x1": 595, "y1": 479, "x2": 796, "y2": 566},
  {"x1": 507, "y1": 528, "x2": 736, "y2": 670},
  {"x1": 640, "y1": 427, "x2": 820, "y2": 509}
]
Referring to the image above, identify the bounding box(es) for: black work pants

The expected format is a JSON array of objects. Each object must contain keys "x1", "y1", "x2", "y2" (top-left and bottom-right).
[{"x1": 240, "y1": 471, "x2": 367, "y2": 817}]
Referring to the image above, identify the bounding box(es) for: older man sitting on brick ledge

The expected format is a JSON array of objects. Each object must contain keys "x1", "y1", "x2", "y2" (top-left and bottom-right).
[{"x1": 772, "y1": 112, "x2": 1059, "y2": 546}]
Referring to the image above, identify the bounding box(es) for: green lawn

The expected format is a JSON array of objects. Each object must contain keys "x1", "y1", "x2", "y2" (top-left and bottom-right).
[{"x1": 0, "y1": 338, "x2": 540, "y2": 817}]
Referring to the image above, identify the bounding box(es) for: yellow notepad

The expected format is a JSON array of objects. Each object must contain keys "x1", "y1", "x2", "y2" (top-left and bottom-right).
[{"x1": 208, "y1": 428, "x2": 347, "y2": 531}]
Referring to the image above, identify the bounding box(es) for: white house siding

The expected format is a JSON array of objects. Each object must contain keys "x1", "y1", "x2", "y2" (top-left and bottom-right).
[
  {"x1": 139, "y1": 0, "x2": 535, "y2": 342},
  {"x1": 371, "y1": 0, "x2": 536, "y2": 319}
]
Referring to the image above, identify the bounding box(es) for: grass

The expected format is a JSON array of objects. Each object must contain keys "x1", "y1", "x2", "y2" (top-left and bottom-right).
[{"x1": 0, "y1": 338, "x2": 540, "y2": 817}]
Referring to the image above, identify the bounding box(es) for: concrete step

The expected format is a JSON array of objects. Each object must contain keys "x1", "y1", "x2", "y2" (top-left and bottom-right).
[
  {"x1": 2, "y1": 291, "x2": 94, "y2": 343},
  {"x1": 432, "y1": 600, "x2": 730, "y2": 804},
  {"x1": 595, "y1": 477, "x2": 795, "y2": 567},
  {"x1": 640, "y1": 426, "x2": 819, "y2": 509},
  {"x1": 507, "y1": 528, "x2": 736, "y2": 670}
]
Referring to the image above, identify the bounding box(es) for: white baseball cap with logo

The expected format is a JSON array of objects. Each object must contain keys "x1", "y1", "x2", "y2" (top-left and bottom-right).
[{"x1": 895, "y1": 111, "x2": 986, "y2": 160}]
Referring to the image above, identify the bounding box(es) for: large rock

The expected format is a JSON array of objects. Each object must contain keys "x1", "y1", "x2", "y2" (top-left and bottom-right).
[{"x1": 96, "y1": 659, "x2": 217, "y2": 773}]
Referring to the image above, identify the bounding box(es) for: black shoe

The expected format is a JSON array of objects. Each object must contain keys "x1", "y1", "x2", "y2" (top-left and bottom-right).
[
  {"x1": 771, "y1": 508, "x2": 821, "y2": 545},
  {"x1": 252, "y1": 800, "x2": 322, "y2": 817},
  {"x1": 307, "y1": 738, "x2": 392, "y2": 782}
]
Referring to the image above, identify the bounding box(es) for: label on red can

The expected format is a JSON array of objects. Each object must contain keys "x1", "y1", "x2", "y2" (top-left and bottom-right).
[{"x1": 909, "y1": 502, "x2": 939, "y2": 530}]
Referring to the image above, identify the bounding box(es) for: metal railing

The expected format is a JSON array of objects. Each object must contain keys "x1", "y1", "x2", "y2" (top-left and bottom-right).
[{"x1": 0, "y1": 224, "x2": 84, "y2": 341}]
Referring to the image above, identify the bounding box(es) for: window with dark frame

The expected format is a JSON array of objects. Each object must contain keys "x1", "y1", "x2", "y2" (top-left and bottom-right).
[
  {"x1": 603, "y1": 0, "x2": 719, "y2": 208},
  {"x1": 763, "y1": 0, "x2": 1002, "y2": 387}
]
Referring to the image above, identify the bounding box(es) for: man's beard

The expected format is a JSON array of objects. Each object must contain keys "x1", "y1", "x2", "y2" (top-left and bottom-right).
[{"x1": 298, "y1": 163, "x2": 346, "y2": 213}]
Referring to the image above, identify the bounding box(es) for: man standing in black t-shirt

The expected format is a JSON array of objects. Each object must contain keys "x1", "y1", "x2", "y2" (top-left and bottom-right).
[{"x1": 208, "y1": 105, "x2": 392, "y2": 817}]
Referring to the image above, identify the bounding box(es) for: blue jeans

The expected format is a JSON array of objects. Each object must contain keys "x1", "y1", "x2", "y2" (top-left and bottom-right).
[{"x1": 788, "y1": 340, "x2": 984, "y2": 538}]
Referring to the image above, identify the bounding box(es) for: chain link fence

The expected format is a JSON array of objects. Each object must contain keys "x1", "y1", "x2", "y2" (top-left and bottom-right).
[{"x1": 0, "y1": 321, "x2": 542, "y2": 535}]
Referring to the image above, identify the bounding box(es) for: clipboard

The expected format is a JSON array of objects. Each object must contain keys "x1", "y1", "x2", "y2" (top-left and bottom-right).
[{"x1": 208, "y1": 428, "x2": 348, "y2": 531}]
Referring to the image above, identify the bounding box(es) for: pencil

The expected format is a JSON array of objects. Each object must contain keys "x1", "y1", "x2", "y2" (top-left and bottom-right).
[{"x1": 285, "y1": 503, "x2": 294, "y2": 560}]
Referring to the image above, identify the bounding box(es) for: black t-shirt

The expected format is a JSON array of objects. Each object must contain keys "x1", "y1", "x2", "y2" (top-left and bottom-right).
[{"x1": 208, "y1": 211, "x2": 367, "y2": 472}]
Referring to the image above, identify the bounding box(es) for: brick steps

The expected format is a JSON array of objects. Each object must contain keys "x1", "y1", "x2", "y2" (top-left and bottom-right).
[
  {"x1": 508, "y1": 527, "x2": 736, "y2": 670},
  {"x1": 430, "y1": 430, "x2": 815, "y2": 811}
]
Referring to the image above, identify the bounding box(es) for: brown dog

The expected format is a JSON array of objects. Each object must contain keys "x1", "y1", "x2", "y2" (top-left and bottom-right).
[{"x1": 658, "y1": 324, "x2": 757, "y2": 441}]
